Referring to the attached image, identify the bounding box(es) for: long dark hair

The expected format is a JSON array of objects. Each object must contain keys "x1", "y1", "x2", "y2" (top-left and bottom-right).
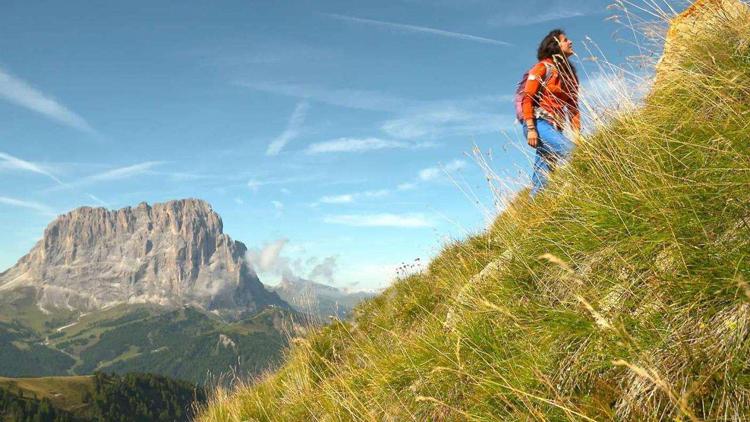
[{"x1": 537, "y1": 29, "x2": 578, "y2": 86}]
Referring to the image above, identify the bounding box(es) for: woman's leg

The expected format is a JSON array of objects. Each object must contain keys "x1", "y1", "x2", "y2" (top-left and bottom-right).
[{"x1": 526, "y1": 120, "x2": 574, "y2": 196}]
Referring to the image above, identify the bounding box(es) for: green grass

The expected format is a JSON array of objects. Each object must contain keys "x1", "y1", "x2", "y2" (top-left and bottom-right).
[
  {"x1": 0, "y1": 375, "x2": 96, "y2": 416},
  {"x1": 197, "y1": 1, "x2": 750, "y2": 420}
]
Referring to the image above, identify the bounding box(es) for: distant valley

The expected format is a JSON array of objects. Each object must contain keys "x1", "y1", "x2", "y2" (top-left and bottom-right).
[{"x1": 0, "y1": 199, "x2": 371, "y2": 385}]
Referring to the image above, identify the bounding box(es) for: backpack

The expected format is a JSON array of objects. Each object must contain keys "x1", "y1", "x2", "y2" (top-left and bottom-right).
[{"x1": 514, "y1": 61, "x2": 554, "y2": 122}]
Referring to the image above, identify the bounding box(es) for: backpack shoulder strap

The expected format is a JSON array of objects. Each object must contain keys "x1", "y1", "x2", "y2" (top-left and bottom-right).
[
  {"x1": 540, "y1": 62, "x2": 555, "y2": 86},
  {"x1": 527, "y1": 61, "x2": 555, "y2": 87}
]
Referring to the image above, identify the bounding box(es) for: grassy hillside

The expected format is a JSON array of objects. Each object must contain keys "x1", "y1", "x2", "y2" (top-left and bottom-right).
[
  {"x1": 198, "y1": 1, "x2": 750, "y2": 421},
  {"x1": 0, "y1": 375, "x2": 95, "y2": 417}
]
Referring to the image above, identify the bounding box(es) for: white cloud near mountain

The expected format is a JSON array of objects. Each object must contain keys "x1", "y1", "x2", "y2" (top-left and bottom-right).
[
  {"x1": 0, "y1": 67, "x2": 96, "y2": 135},
  {"x1": 245, "y1": 238, "x2": 340, "y2": 285}
]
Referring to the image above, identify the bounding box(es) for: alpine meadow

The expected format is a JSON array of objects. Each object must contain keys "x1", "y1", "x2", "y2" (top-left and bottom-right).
[{"x1": 197, "y1": 1, "x2": 750, "y2": 420}]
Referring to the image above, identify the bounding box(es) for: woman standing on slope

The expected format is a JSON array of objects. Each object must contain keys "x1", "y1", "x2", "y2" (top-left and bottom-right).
[{"x1": 521, "y1": 29, "x2": 580, "y2": 196}]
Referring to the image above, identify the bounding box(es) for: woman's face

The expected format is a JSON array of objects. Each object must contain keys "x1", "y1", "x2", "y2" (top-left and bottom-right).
[{"x1": 558, "y1": 34, "x2": 574, "y2": 56}]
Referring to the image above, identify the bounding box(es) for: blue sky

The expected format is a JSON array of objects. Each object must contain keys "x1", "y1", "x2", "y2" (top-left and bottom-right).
[{"x1": 0, "y1": 0, "x2": 659, "y2": 290}]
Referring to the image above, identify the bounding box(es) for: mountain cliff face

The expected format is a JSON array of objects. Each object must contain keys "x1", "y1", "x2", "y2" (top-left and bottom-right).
[{"x1": 0, "y1": 199, "x2": 287, "y2": 317}]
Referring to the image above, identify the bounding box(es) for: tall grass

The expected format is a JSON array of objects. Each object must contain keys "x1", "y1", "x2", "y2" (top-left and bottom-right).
[{"x1": 197, "y1": 1, "x2": 750, "y2": 420}]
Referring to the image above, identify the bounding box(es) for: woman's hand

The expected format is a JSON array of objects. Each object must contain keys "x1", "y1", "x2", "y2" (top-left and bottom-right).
[{"x1": 527, "y1": 128, "x2": 539, "y2": 148}]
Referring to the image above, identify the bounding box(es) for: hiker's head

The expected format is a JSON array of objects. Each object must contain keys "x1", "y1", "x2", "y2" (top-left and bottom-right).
[
  {"x1": 537, "y1": 29, "x2": 574, "y2": 60},
  {"x1": 537, "y1": 29, "x2": 577, "y2": 81}
]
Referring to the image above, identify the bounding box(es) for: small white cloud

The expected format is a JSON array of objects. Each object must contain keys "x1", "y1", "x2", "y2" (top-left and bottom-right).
[
  {"x1": 280, "y1": 188, "x2": 291, "y2": 195},
  {"x1": 0, "y1": 67, "x2": 96, "y2": 134},
  {"x1": 363, "y1": 189, "x2": 390, "y2": 198},
  {"x1": 418, "y1": 159, "x2": 466, "y2": 181},
  {"x1": 0, "y1": 196, "x2": 56, "y2": 216},
  {"x1": 272, "y1": 200, "x2": 284, "y2": 210},
  {"x1": 324, "y1": 213, "x2": 433, "y2": 228},
  {"x1": 234, "y1": 197, "x2": 245, "y2": 205},
  {"x1": 319, "y1": 194, "x2": 354, "y2": 204},
  {"x1": 266, "y1": 101, "x2": 310, "y2": 156},
  {"x1": 247, "y1": 179, "x2": 260, "y2": 192},
  {"x1": 315, "y1": 189, "x2": 391, "y2": 207},
  {"x1": 397, "y1": 182, "x2": 418, "y2": 191}
]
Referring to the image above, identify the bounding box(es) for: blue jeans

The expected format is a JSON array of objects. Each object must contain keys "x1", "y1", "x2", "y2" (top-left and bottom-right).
[{"x1": 521, "y1": 119, "x2": 574, "y2": 196}]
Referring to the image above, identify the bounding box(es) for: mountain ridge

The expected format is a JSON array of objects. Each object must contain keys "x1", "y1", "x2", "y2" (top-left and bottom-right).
[{"x1": 0, "y1": 198, "x2": 288, "y2": 319}]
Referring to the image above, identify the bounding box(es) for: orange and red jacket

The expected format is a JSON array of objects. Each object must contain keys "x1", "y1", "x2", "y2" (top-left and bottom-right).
[{"x1": 521, "y1": 58, "x2": 581, "y2": 131}]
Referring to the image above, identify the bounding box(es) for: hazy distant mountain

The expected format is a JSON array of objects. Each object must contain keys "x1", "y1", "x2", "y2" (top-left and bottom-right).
[
  {"x1": 271, "y1": 277, "x2": 374, "y2": 320},
  {"x1": 0, "y1": 199, "x2": 288, "y2": 319},
  {"x1": 0, "y1": 199, "x2": 298, "y2": 384}
]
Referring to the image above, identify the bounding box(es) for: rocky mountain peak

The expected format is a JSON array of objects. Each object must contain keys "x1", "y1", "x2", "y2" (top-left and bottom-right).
[{"x1": 0, "y1": 199, "x2": 286, "y2": 318}]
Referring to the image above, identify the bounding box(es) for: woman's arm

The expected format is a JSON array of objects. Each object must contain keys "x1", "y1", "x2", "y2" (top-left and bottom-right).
[
  {"x1": 521, "y1": 63, "x2": 546, "y2": 125},
  {"x1": 522, "y1": 63, "x2": 546, "y2": 148}
]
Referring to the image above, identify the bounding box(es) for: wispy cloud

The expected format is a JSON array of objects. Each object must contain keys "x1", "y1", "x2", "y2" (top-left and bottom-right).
[
  {"x1": 314, "y1": 189, "x2": 390, "y2": 207},
  {"x1": 324, "y1": 213, "x2": 434, "y2": 228},
  {"x1": 238, "y1": 81, "x2": 418, "y2": 112},
  {"x1": 306, "y1": 137, "x2": 434, "y2": 154},
  {"x1": 246, "y1": 175, "x2": 317, "y2": 192},
  {"x1": 381, "y1": 106, "x2": 513, "y2": 140},
  {"x1": 82, "y1": 161, "x2": 163, "y2": 183},
  {"x1": 0, "y1": 151, "x2": 65, "y2": 185},
  {"x1": 0, "y1": 67, "x2": 96, "y2": 135},
  {"x1": 46, "y1": 161, "x2": 164, "y2": 192},
  {"x1": 324, "y1": 13, "x2": 512, "y2": 47},
  {"x1": 239, "y1": 81, "x2": 515, "y2": 140},
  {"x1": 266, "y1": 101, "x2": 310, "y2": 156},
  {"x1": 398, "y1": 159, "x2": 467, "y2": 190},
  {"x1": 487, "y1": 1, "x2": 605, "y2": 27},
  {"x1": 0, "y1": 196, "x2": 56, "y2": 216}
]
